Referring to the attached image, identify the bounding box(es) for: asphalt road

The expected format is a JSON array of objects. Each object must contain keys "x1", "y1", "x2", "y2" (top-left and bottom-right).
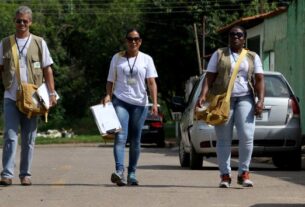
[{"x1": 0, "y1": 144, "x2": 305, "y2": 207}]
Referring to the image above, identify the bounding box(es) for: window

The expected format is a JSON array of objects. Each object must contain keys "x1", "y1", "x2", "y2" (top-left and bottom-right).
[{"x1": 247, "y1": 35, "x2": 260, "y2": 55}]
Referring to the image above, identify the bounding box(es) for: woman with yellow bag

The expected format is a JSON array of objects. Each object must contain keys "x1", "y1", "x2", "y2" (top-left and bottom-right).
[{"x1": 196, "y1": 25, "x2": 265, "y2": 188}]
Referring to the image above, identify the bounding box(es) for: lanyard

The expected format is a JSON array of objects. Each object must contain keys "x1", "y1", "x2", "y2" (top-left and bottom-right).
[
  {"x1": 127, "y1": 54, "x2": 138, "y2": 76},
  {"x1": 15, "y1": 34, "x2": 30, "y2": 59},
  {"x1": 230, "y1": 49, "x2": 238, "y2": 63}
]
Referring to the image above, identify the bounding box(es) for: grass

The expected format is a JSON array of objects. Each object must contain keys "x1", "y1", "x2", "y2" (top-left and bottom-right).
[{"x1": 0, "y1": 121, "x2": 177, "y2": 146}]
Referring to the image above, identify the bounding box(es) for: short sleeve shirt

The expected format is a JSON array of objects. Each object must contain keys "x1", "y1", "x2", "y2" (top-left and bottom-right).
[
  {"x1": 0, "y1": 35, "x2": 54, "y2": 100},
  {"x1": 107, "y1": 51, "x2": 158, "y2": 106},
  {"x1": 207, "y1": 49, "x2": 264, "y2": 97}
]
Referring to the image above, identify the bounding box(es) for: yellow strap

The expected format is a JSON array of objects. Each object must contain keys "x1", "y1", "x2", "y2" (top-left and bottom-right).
[
  {"x1": 45, "y1": 112, "x2": 48, "y2": 123},
  {"x1": 225, "y1": 48, "x2": 248, "y2": 102},
  {"x1": 9, "y1": 35, "x2": 22, "y2": 85}
]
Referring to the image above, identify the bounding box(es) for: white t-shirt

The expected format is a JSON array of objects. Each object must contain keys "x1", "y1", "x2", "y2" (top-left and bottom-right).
[
  {"x1": 107, "y1": 51, "x2": 158, "y2": 106},
  {"x1": 207, "y1": 49, "x2": 263, "y2": 97},
  {"x1": 0, "y1": 35, "x2": 54, "y2": 101}
]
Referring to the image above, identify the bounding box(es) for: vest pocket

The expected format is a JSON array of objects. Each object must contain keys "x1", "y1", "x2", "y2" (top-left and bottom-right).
[
  {"x1": 31, "y1": 56, "x2": 43, "y2": 85},
  {"x1": 3, "y1": 54, "x2": 11, "y2": 71}
]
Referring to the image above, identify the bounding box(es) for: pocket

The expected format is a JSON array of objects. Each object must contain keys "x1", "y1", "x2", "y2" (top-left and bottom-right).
[
  {"x1": 3, "y1": 54, "x2": 11, "y2": 69},
  {"x1": 31, "y1": 56, "x2": 43, "y2": 84}
]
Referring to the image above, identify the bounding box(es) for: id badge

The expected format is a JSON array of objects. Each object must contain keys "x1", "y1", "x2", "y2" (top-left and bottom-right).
[
  {"x1": 19, "y1": 58, "x2": 26, "y2": 69},
  {"x1": 33, "y1": 62, "x2": 41, "y2": 69},
  {"x1": 127, "y1": 77, "x2": 137, "y2": 85}
]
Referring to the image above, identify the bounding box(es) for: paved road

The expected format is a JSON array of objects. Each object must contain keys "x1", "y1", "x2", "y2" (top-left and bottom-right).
[{"x1": 0, "y1": 144, "x2": 305, "y2": 207}]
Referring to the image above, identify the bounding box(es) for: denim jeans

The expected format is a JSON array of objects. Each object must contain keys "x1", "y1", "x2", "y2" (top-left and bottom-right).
[
  {"x1": 215, "y1": 95, "x2": 255, "y2": 176},
  {"x1": 1, "y1": 98, "x2": 37, "y2": 179},
  {"x1": 112, "y1": 96, "x2": 148, "y2": 174}
]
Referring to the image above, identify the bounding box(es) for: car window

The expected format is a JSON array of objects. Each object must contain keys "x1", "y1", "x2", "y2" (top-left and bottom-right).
[
  {"x1": 187, "y1": 75, "x2": 204, "y2": 106},
  {"x1": 265, "y1": 75, "x2": 290, "y2": 98}
]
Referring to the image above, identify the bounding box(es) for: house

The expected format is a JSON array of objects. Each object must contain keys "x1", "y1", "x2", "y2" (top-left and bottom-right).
[{"x1": 218, "y1": 1, "x2": 305, "y2": 134}]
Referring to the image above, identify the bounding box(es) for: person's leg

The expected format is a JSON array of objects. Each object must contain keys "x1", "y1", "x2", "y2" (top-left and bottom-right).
[
  {"x1": 128, "y1": 105, "x2": 147, "y2": 174},
  {"x1": 127, "y1": 104, "x2": 147, "y2": 185},
  {"x1": 215, "y1": 99, "x2": 235, "y2": 176},
  {"x1": 1, "y1": 99, "x2": 20, "y2": 180},
  {"x1": 19, "y1": 114, "x2": 37, "y2": 180},
  {"x1": 215, "y1": 97, "x2": 237, "y2": 188},
  {"x1": 112, "y1": 96, "x2": 129, "y2": 174},
  {"x1": 234, "y1": 95, "x2": 255, "y2": 174}
]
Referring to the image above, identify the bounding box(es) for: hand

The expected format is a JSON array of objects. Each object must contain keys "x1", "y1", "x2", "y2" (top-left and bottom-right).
[
  {"x1": 101, "y1": 95, "x2": 111, "y2": 106},
  {"x1": 49, "y1": 95, "x2": 57, "y2": 108},
  {"x1": 255, "y1": 100, "x2": 264, "y2": 116},
  {"x1": 196, "y1": 96, "x2": 206, "y2": 108},
  {"x1": 151, "y1": 103, "x2": 158, "y2": 116}
]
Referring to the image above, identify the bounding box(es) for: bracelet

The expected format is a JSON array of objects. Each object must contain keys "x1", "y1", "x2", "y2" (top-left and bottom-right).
[
  {"x1": 257, "y1": 99, "x2": 264, "y2": 103},
  {"x1": 49, "y1": 92, "x2": 56, "y2": 96}
]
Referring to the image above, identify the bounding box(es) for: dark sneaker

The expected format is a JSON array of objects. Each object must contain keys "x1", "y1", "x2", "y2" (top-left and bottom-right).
[
  {"x1": 20, "y1": 176, "x2": 32, "y2": 186},
  {"x1": 0, "y1": 177, "x2": 12, "y2": 186},
  {"x1": 111, "y1": 172, "x2": 126, "y2": 186},
  {"x1": 127, "y1": 173, "x2": 139, "y2": 186},
  {"x1": 237, "y1": 171, "x2": 253, "y2": 187},
  {"x1": 219, "y1": 174, "x2": 231, "y2": 188}
]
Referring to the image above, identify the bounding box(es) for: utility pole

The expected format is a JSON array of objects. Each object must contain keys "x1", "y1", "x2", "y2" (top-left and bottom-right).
[
  {"x1": 194, "y1": 23, "x2": 202, "y2": 74},
  {"x1": 202, "y1": 16, "x2": 206, "y2": 71}
]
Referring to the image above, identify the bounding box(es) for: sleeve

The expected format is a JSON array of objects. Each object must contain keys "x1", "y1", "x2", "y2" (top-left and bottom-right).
[
  {"x1": 107, "y1": 54, "x2": 118, "y2": 82},
  {"x1": 145, "y1": 55, "x2": 158, "y2": 78},
  {"x1": 254, "y1": 54, "x2": 264, "y2": 74},
  {"x1": 41, "y1": 39, "x2": 54, "y2": 68},
  {"x1": 206, "y1": 51, "x2": 219, "y2": 73}
]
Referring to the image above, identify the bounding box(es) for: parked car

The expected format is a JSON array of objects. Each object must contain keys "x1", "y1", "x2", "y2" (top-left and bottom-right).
[
  {"x1": 140, "y1": 104, "x2": 166, "y2": 147},
  {"x1": 172, "y1": 71, "x2": 303, "y2": 170}
]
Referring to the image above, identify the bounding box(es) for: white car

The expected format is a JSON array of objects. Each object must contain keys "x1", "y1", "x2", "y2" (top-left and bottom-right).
[{"x1": 172, "y1": 71, "x2": 303, "y2": 170}]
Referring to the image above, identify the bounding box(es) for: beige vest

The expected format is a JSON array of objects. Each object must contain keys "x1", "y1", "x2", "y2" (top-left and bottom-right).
[
  {"x1": 1, "y1": 34, "x2": 44, "y2": 89},
  {"x1": 209, "y1": 47, "x2": 256, "y2": 96}
]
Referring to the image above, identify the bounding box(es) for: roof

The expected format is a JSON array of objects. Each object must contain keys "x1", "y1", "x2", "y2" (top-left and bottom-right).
[{"x1": 217, "y1": 7, "x2": 287, "y2": 33}]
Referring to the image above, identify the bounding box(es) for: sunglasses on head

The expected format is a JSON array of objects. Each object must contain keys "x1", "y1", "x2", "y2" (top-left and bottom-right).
[
  {"x1": 15, "y1": 19, "x2": 29, "y2": 24},
  {"x1": 126, "y1": 36, "x2": 141, "y2": 42},
  {"x1": 229, "y1": 32, "x2": 244, "y2": 38}
]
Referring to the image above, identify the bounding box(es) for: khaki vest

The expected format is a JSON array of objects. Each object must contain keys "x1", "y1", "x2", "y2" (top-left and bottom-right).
[
  {"x1": 209, "y1": 47, "x2": 256, "y2": 96},
  {"x1": 1, "y1": 34, "x2": 44, "y2": 89}
]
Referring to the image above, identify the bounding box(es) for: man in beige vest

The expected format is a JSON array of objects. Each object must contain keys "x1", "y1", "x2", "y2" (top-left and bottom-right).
[{"x1": 0, "y1": 6, "x2": 57, "y2": 186}]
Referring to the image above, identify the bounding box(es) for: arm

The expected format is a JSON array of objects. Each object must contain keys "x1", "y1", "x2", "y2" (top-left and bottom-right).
[
  {"x1": 254, "y1": 73, "x2": 265, "y2": 115},
  {"x1": 43, "y1": 66, "x2": 57, "y2": 107},
  {"x1": 196, "y1": 72, "x2": 217, "y2": 107},
  {"x1": 147, "y1": 77, "x2": 158, "y2": 115},
  {"x1": 101, "y1": 81, "x2": 114, "y2": 105}
]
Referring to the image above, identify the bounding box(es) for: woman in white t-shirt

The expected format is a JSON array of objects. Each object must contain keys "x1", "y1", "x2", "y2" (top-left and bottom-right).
[
  {"x1": 197, "y1": 25, "x2": 265, "y2": 188},
  {"x1": 102, "y1": 28, "x2": 158, "y2": 186}
]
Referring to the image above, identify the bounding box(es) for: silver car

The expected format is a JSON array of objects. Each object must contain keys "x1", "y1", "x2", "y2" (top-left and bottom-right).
[{"x1": 173, "y1": 71, "x2": 303, "y2": 170}]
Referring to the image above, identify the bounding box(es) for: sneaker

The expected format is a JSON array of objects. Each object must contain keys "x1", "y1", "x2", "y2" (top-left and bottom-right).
[
  {"x1": 237, "y1": 171, "x2": 253, "y2": 187},
  {"x1": 20, "y1": 176, "x2": 32, "y2": 186},
  {"x1": 219, "y1": 174, "x2": 231, "y2": 188},
  {"x1": 127, "y1": 173, "x2": 139, "y2": 186},
  {"x1": 0, "y1": 177, "x2": 12, "y2": 186},
  {"x1": 111, "y1": 172, "x2": 127, "y2": 186}
]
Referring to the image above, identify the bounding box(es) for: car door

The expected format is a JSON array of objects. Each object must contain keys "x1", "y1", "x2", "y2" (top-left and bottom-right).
[
  {"x1": 179, "y1": 75, "x2": 204, "y2": 152},
  {"x1": 254, "y1": 74, "x2": 295, "y2": 142}
]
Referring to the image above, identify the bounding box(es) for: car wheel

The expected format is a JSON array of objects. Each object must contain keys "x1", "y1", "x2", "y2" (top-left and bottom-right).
[
  {"x1": 272, "y1": 150, "x2": 302, "y2": 170},
  {"x1": 190, "y1": 142, "x2": 203, "y2": 170},
  {"x1": 179, "y1": 138, "x2": 190, "y2": 167}
]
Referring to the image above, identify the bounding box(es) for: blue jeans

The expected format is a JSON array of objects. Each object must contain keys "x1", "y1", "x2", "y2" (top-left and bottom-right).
[
  {"x1": 215, "y1": 95, "x2": 255, "y2": 176},
  {"x1": 1, "y1": 98, "x2": 38, "y2": 179},
  {"x1": 112, "y1": 96, "x2": 148, "y2": 174}
]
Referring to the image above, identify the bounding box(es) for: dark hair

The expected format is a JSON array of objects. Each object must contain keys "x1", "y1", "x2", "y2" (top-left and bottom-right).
[
  {"x1": 230, "y1": 25, "x2": 247, "y2": 38},
  {"x1": 125, "y1": 28, "x2": 141, "y2": 38}
]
